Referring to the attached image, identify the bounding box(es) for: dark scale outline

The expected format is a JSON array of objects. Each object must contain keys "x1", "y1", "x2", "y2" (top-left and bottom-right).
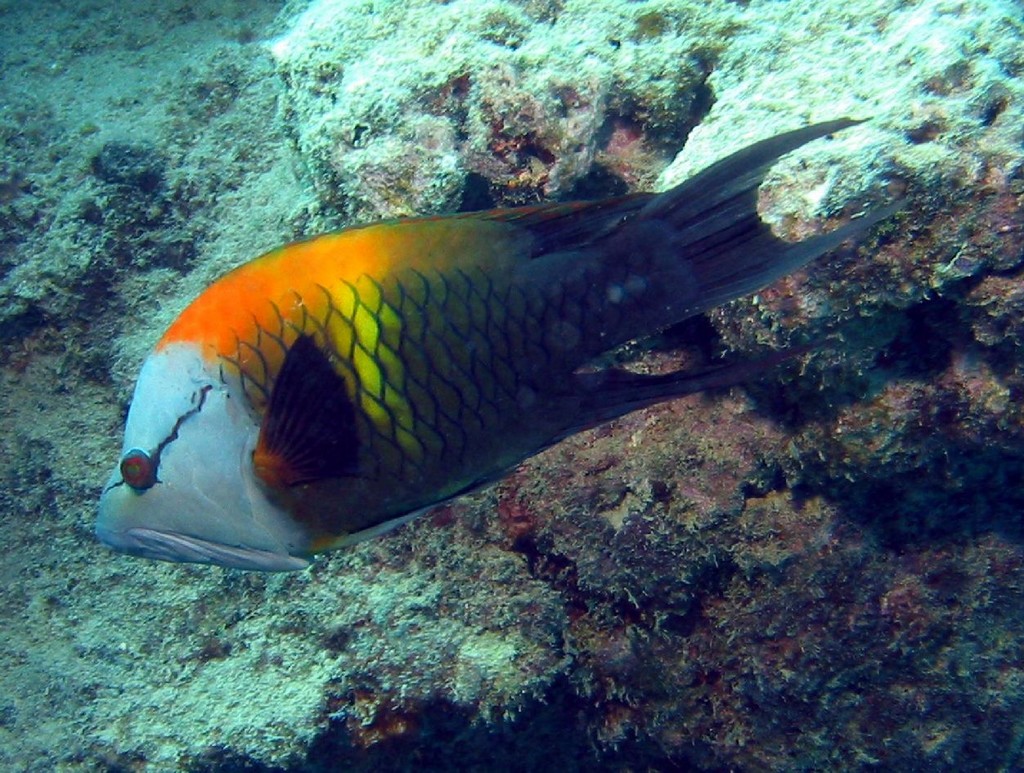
[
  {"x1": 459, "y1": 266, "x2": 512, "y2": 414},
  {"x1": 333, "y1": 278, "x2": 397, "y2": 476},
  {"x1": 401, "y1": 268, "x2": 473, "y2": 459},
  {"x1": 478, "y1": 270, "x2": 514, "y2": 369},
  {"x1": 422, "y1": 366, "x2": 470, "y2": 459},
  {"x1": 361, "y1": 278, "x2": 413, "y2": 426},
  {"x1": 292, "y1": 290, "x2": 326, "y2": 351},
  {"x1": 230, "y1": 302, "x2": 293, "y2": 414},
  {"x1": 398, "y1": 375, "x2": 448, "y2": 460},
  {"x1": 392, "y1": 272, "x2": 451, "y2": 461},
  {"x1": 473, "y1": 271, "x2": 518, "y2": 403},
  {"x1": 424, "y1": 270, "x2": 483, "y2": 412},
  {"x1": 263, "y1": 300, "x2": 291, "y2": 351},
  {"x1": 503, "y1": 282, "x2": 541, "y2": 387},
  {"x1": 341, "y1": 275, "x2": 428, "y2": 479},
  {"x1": 313, "y1": 284, "x2": 364, "y2": 390},
  {"x1": 409, "y1": 293, "x2": 476, "y2": 458},
  {"x1": 221, "y1": 335, "x2": 270, "y2": 409},
  {"x1": 425, "y1": 316, "x2": 482, "y2": 425},
  {"x1": 349, "y1": 283, "x2": 398, "y2": 418},
  {"x1": 492, "y1": 281, "x2": 525, "y2": 397},
  {"x1": 370, "y1": 307, "x2": 430, "y2": 478},
  {"x1": 315, "y1": 282, "x2": 394, "y2": 479},
  {"x1": 405, "y1": 266, "x2": 432, "y2": 307},
  {"x1": 542, "y1": 276, "x2": 572, "y2": 373},
  {"x1": 306, "y1": 285, "x2": 363, "y2": 402},
  {"x1": 449, "y1": 269, "x2": 503, "y2": 431},
  {"x1": 447, "y1": 268, "x2": 477, "y2": 341},
  {"x1": 477, "y1": 274, "x2": 512, "y2": 380}
]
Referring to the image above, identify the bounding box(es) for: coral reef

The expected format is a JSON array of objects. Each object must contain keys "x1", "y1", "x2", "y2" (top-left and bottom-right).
[
  {"x1": 270, "y1": 0, "x2": 729, "y2": 219},
  {"x1": 1, "y1": 0, "x2": 1022, "y2": 770}
]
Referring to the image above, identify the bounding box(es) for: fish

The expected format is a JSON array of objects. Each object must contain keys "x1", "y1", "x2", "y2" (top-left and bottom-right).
[{"x1": 96, "y1": 118, "x2": 898, "y2": 571}]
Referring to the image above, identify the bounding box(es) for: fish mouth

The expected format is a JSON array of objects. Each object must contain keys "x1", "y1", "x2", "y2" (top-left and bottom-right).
[{"x1": 95, "y1": 525, "x2": 309, "y2": 572}]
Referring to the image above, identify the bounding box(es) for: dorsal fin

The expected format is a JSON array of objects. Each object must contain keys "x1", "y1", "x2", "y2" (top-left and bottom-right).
[
  {"x1": 455, "y1": 194, "x2": 654, "y2": 255},
  {"x1": 252, "y1": 334, "x2": 360, "y2": 488}
]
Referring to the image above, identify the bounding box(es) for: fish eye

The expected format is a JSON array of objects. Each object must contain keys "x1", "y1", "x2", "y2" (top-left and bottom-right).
[{"x1": 120, "y1": 448, "x2": 157, "y2": 491}]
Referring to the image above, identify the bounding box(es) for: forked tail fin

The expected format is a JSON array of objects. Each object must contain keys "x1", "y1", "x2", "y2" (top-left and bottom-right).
[
  {"x1": 630, "y1": 118, "x2": 896, "y2": 316},
  {"x1": 498, "y1": 119, "x2": 900, "y2": 362}
]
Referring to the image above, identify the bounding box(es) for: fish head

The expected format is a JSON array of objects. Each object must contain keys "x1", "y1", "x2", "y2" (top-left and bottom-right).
[{"x1": 96, "y1": 343, "x2": 311, "y2": 571}]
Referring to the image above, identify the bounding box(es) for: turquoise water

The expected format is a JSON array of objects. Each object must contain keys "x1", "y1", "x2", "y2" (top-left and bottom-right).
[{"x1": 1, "y1": 0, "x2": 1022, "y2": 769}]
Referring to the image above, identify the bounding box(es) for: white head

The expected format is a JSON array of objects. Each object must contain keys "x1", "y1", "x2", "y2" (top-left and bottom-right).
[{"x1": 96, "y1": 344, "x2": 310, "y2": 571}]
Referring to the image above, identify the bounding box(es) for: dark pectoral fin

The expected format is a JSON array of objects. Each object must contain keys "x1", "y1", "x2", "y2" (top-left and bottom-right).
[{"x1": 253, "y1": 334, "x2": 360, "y2": 488}]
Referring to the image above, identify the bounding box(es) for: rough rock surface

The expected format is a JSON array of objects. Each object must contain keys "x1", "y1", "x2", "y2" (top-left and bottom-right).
[{"x1": 1, "y1": 0, "x2": 1022, "y2": 769}]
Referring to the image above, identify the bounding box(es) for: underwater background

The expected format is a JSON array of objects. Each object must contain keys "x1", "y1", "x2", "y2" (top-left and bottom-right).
[{"x1": 1, "y1": 0, "x2": 1023, "y2": 769}]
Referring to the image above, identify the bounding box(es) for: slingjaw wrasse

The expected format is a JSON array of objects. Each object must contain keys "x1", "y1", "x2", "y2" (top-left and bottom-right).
[{"x1": 97, "y1": 119, "x2": 897, "y2": 571}]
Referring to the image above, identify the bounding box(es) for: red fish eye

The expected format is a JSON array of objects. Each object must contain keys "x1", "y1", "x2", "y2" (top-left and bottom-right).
[{"x1": 120, "y1": 448, "x2": 157, "y2": 491}]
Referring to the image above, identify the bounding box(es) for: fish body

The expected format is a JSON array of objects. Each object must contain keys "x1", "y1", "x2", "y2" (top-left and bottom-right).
[{"x1": 97, "y1": 119, "x2": 892, "y2": 571}]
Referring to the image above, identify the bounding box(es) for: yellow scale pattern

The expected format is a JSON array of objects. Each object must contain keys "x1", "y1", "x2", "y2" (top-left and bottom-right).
[
  {"x1": 223, "y1": 262, "x2": 529, "y2": 488},
  {"x1": 324, "y1": 275, "x2": 425, "y2": 465}
]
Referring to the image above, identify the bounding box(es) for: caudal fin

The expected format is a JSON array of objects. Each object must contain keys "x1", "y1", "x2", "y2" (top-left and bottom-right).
[
  {"x1": 632, "y1": 118, "x2": 896, "y2": 313},
  {"x1": 487, "y1": 119, "x2": 900, "y2": 363}
]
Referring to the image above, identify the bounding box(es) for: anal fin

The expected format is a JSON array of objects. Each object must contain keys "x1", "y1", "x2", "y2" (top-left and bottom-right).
[{"x1": 567, "y1": 344, "x2": 816, "y2": 436}]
